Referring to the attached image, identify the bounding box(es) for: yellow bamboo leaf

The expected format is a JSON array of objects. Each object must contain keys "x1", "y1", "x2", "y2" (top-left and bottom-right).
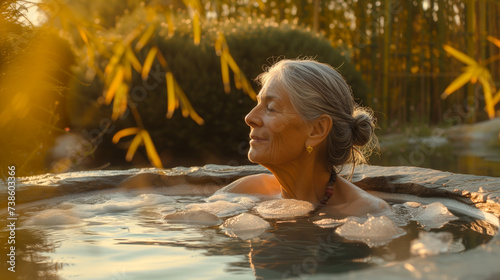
[
  {"x1": 135, "y1": 24, "x2": 156, "y2": 51},
  {"x1": 256, "y1": 0, "x2": 265, "y2": 10},
  {"x1": 124, "y1": 25, "x2": 143, "y2": 45},
  {"x1": 87, "y1": 45, "x2": 95, "y2": 68},
  {"x1": 165, "y1": 10, "x2": 175, "y2": 36},
  {"x1": 142, "y1": 46, "x2": 158, "y2": 80},
  {"x1": 487, "y1": 36, "x2": 500, "y2": 48},
  {"x1": 174, "y1": 81, "x2": 204, "y2": 125},
  {"x1": 111, "y1": 83, "x2": 129, "y2": 120},
  {"x1": 221, "y1": 52, "x2": 230, "y2": 93},
  {"x1": 166, "y1": 72, "x2": 176, "y2": 118},
  {"x1": 112, "y1": 127, "x2": 140, "y2": 143},
  {"x1": 234, "y1": 71, "x2": 242, "y2": 89},
  {"x1": 492, "y1": 89, "x2": 500, "y2": 106},
  {"x1": 126, "y1": 47, "x2": 142, "y2": 72},
  {"x1": 193, "y1": 13, "x2": 201, "y2": 45},
  {"x1": 77, "y1": 26, "x2": 88, "y2": 44},
  {"x1": 443, "y1": 45, "x2": 477, "y2": 66},
  {"x1": 441, "y1": 70, "x2": 474, "y2": 99},
  {"x1": 104, "y1": 66, "x2": 124, "y2": 104},
  {"x1": 156, "y1": 50, "x2": 168, "y2": 68},
  {"x1": 478, "y1": 76, "x2": 495, "y2": 119},
  {"x1": 242, "y1": 76, "x2": 257, "y2": 100},
  {"x1": 104, "y1": 43, "x2": 125, "y2": 78},
  {"x1": 225, "y1": 52, "x2": 240, "y2": 73},
  {"x1": 141, "y1": 130, "x2": 164, "y2": 168},
  {"x1": 125, "y1": 133, "x2": 143, "y2": 162},
  {"x1": 124, "y1": 60, "x2": 132, "y2": 81}
]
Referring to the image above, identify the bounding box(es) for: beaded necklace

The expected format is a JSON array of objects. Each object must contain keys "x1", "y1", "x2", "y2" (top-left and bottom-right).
[{"x1": 319, "y1": 171, "x2": 337, "y2": 206}]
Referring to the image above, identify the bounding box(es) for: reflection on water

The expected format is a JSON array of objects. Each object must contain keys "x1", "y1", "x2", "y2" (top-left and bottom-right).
[
  {"x1": 374, "y1": 135, "x2": 500, "y2": 177},
  {"x1": 0, "y1": 191, "x2": 494, "y2": 280}
]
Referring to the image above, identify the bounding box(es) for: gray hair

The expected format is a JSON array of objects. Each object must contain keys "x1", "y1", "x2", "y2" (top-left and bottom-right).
[{"x1": 257, "y1": 58, "x2": 377, "y2": 172}]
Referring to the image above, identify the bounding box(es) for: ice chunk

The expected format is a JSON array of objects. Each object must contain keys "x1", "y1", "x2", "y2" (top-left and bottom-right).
[
  {"x1": 23, "y1": 209, "x2": 84, "y2": 226},
  {"x1": 410, "y1": 231, "x2": 464, "y2": 256},
  {"x1": 220, "y1": 213, "x2": 270, "y2": 240},
  {"x1": 186, "y1": 200, "x2": 249, "y2": 218},
  {"x1": 163, "y1": 209, "x2": 222, "y2": 226},
  {"x1": 314, "y1": 216, "x2": 366, "y2": 228},
  {"x1": 411, "y1": 202, "x2": 458, "y2": 230},
  {"x1": 255, "y1": 199, "x2": 315, "y2": 219},
  {"x1": 335, "y1": 216, "x2": 406, "y2": 247}
]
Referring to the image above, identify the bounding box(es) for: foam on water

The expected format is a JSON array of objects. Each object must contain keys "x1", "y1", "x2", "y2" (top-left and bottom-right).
[
  {"x1": 220, "y1": 213, "x2": 270, "y2": 240},
  {"x1": 255, "y1": 199, "x2": 315, "y2": 219},
  {"x1": 335, "y1": 216, "x2": 406, "y2": 248}
]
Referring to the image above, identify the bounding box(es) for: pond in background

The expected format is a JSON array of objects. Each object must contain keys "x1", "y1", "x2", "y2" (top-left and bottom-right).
[{"x1": 372, "y1": 133, "x2": 500, "y2": 177}]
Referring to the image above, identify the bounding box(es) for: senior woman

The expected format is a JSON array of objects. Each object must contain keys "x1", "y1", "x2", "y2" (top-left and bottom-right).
[{"x1": 222, "y1": 59, "x2": 390, "y2": 217}]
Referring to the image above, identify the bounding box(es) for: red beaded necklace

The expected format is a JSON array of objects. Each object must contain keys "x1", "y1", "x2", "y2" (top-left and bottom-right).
[{"x1": 319, "y1": 171, "x2": 337, "y2": 205}]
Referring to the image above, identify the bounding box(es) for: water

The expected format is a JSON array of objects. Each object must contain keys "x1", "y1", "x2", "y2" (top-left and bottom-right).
[{"x1": 1, "y1": 188, "x2": 495, "y2": 280}]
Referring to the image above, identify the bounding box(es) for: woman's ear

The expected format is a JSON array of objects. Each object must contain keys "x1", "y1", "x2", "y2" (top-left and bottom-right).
[{"x1": 308, "y1": 114, "x2": 332, "y2": 145}]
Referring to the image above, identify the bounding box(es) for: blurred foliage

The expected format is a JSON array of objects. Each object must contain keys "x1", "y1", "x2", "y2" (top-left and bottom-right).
[
  {"x1": 69, "y1": 17, "x2": 365, "y2": 166},
  {"x1": 442, "y1": 39, "x2": 500, "y2": 119},
  {"x1": 2, "y1": 0, "x2": 500, "y2": 174}
]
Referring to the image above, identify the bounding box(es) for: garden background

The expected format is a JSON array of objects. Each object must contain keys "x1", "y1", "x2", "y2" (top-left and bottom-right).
[{"x1": 1, "y1": 0, "x2": 499, "y2": 177}]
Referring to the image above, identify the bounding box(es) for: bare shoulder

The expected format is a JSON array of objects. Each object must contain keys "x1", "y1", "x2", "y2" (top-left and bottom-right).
[
  {"x1": 330, "y1": 176, "x2": 391, "y2": 216},
  {"x1": 218, "y1": 173, "x2": 281, "y2": 196}
]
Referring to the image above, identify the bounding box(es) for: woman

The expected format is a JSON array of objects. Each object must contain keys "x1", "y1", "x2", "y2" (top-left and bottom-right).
[{"x1": 222, "y1": 59, "x2": 390, "y2": 217}]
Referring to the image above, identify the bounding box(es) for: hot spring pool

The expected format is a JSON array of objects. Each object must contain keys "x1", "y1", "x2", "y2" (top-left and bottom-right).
[{"x1": 1, "y1": 165, "x2": 499, "y2": 279}]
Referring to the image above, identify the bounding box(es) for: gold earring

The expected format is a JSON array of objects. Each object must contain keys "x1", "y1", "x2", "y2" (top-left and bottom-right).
[{"x1": 306, "y1": 145, "x2": 313, "y2": 154}]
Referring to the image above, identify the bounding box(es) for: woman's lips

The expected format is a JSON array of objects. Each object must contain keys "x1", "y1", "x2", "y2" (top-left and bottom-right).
[{"x1": 249, "y1": 134, "x2": 268, "y2": 143}]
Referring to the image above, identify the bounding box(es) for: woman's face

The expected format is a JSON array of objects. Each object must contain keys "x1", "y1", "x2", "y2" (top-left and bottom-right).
[{"x1": 245, "y1": 80, "x2": 311, "y2": 166}]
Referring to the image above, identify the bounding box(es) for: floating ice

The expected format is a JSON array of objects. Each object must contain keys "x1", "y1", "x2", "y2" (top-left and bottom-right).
[
  {"x1": 411, "y1": 202, "x2": 459, "y2": 230},
  {"x1": 220, "y1": 213, "x2": 270, "y2": 240},
  {"x1": 335, "y1": 216, "x2": 406, "y2": 247},
  {"x1": 186, "y1": 200, "x2": 250, "y2": 218},
  {"x1": 206, "y1": 193, "x2": 260, "y2": 209},
  {"x1": 314, "y1": 216, "x2": 366, "y2": 228},
  {"x1": 163, "y1": 209, "x2": 222, "y2": 226},
  {"x1": 23, "y1": 209, "x2": 84, "y2": 226},
  {"x1": 255, "y1": 199, "x2": 315, "y2": 219},
  {"x1": 410, "y1": 231, "x2": 465, "y2": 256}
]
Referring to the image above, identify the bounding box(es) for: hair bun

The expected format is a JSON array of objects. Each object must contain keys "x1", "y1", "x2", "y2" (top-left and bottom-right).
[{"x1": 352, "y1": 108, "x2": 375, "y2": 147}]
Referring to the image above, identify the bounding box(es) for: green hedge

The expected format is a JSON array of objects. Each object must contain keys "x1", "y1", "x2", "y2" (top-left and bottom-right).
[{"x1": 69, "y1": 22, "x2": 368, "y2": 167}]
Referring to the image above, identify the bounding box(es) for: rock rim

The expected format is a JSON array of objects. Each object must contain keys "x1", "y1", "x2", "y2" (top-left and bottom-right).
[{"x1": 1, "y1": 164, "x2": 499, "y2": 279}]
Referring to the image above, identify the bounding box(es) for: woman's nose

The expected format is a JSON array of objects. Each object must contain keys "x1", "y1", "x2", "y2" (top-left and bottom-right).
[{"x1": 245, "y1": 105, "x2": 262, "y2": 128}]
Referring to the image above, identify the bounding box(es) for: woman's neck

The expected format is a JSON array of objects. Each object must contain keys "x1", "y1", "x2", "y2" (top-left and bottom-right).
[{"x1": 263, "y1": 159, "x2": 331, "y2": 204}]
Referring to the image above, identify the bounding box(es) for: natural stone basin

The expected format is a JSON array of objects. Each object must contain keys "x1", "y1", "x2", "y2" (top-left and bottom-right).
[{"x1": 1, "y1": 165, "x2": 499, "y2": 279}]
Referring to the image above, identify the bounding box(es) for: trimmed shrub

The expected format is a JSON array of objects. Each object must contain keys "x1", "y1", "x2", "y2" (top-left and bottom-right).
[{"x1": 69, "y1": 21, "x2": 368, "y2": 167}]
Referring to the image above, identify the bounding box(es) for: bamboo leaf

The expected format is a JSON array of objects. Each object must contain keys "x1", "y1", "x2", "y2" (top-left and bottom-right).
[
  {"x1": 487, "y1": 36, "x2": 500, "y2": 48},
  {"x1": 135, "y1": 24, "x2": 156, "y2": 51},
  {"x1": 478, "y1": 76, "x2": 495, "y2": 119},
  {"x1": 112, "y1": 127, "x2": 140, "y2": 143},
  {"x1": 141, "y1": 130, "x2": 163, "y2": 168},
  {"x1": 441, "y1": 70, "x2": 474, "y2": 98},
  {"x1": 156, "y1": 50, "x2": 168, "y2": 68},
  {"x1": 125, "y1": 133, "x2": 143, "y2": 162},
  {"x1": 77, "y1": 26, "x2": 88, "y2": 44},
  {"x1": 256, "y1": 0, "x2": 265, "y2": 10},
  {"x1": 173, "y1": 80, "x2": 204, "y2": 125},
  {"x1": 221, "y1": 52, "x2": 230, "y2": 93},
  {"x1": 142, "y1": 46, "x2": 158, "y2": 80},
  {"x1": 443, "y1": 45, "x2": 477, "y2": 66},
  {"x1": 193, "y1": 13, "x2": 201, "y2": 45},
  {"x1": 104, "y1": 43, "x2": 125, "y2": 79},
  {"x1": 126, "y1": 47, "x2": 142, "y2": 72},
  {"x1": 112, "y1": 83, "x2": 129, "y2": 120},
  {"x1": 166, "y1": 72, "x2": 176, "y2": 118},
  {"x1": 165, "y1": 10, "x2": 175, "y2": 37},
  {"x1": 492, "y1": 89, "x2": 500, "y2": 106},
  {"x1": 104, "y1": 66, "x2": 124, "y2": 104}
]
